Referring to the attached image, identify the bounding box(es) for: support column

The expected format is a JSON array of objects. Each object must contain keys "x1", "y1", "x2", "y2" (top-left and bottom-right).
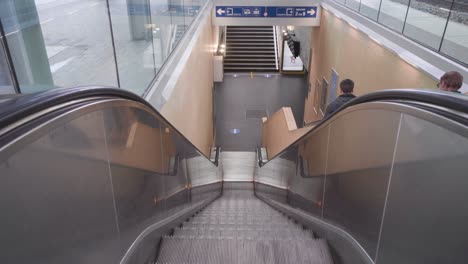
[
  {"x1": 0, "y1": 0, "x2": 53, "y2": 92},
  {"x1": 126, "y1": 0, "x2": 151, "y2": 40}
]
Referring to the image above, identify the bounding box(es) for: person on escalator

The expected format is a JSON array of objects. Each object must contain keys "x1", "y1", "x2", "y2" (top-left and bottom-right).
[
  {"x1": 438, "y1": 71, "x2": 463, "y2": 93},
  {"x1": 324, "y1": 79, "x2": 356, "y2": 118}
]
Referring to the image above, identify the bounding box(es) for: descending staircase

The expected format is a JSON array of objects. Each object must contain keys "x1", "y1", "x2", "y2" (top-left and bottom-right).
[
  {"x1": 224, "y1": 26, "x2": 278, "y2": 72},
  {"x1": 156, "y1": 189, "x2": 334, "y2": 263}
]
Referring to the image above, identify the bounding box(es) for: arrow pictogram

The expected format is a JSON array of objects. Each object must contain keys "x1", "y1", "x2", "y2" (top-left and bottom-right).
[{"x1": 307, "y1": 9, "x2": 316, "y2": 16}]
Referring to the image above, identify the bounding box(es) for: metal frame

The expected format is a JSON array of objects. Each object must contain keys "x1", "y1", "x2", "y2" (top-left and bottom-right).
[
  {"x1": 273, "y1": 26, "x2": 279, "y2": 70},
  {"x1": 104, "y1": 0, "x2": 121, "y2": 88},
  {"x1": 0, "y1": 19, "x2": 21, "y2": 94}
]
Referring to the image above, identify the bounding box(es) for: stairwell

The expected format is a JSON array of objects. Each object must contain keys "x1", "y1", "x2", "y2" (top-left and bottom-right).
[{"x1": 224, "y1": 26, "x2": 278, "y2": 72}]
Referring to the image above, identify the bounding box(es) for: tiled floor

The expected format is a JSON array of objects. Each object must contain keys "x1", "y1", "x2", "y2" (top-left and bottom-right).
[{"x1": 215, "y1": 73, "x2": 307, "y2": 151}]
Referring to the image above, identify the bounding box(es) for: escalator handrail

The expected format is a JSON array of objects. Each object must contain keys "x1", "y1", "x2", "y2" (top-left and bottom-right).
[
  {"x1": 342, "y1": 89, "x2": 468, "y2": 115},
  {"x1": 0, "y1": 86, "x2": 146, "y2": 128},
  {"x1": 261, "y1": 88, "x2": 468, "y2": 166},
  {"x1": 0, "y1": 86, "x2": 219, "y2": 166}
]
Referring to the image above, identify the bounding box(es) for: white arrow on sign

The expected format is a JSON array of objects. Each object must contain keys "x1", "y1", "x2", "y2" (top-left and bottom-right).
[
  {"x1": 307, "y1": 9, "x2": 316, "y2": 16},
  {"x1": 217, "y1": 8, "x2": 226, "y2": 15}
]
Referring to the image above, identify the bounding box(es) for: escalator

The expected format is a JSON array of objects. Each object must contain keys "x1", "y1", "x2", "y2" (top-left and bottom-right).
[
  {"x1": 0, "y1": 87, "x2": 467, "y2": 264},
  {"x1": 157, "y1": 186, "x2": 333, "y2": 264}
]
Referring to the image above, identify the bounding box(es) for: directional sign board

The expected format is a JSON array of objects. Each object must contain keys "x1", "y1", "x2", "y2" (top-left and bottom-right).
[{"x1": 215, "y1": 6, "x2": 317, "y2": 18}]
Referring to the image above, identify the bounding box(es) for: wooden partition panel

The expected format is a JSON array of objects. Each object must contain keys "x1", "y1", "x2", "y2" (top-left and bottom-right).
[{"x1": 262, "y1": 107, "x2": 312, "y2": 159}]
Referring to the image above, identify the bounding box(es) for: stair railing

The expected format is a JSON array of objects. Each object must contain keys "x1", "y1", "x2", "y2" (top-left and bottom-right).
[{"x1": 273, "y1": 26, "x2": 279, "y2": 70}]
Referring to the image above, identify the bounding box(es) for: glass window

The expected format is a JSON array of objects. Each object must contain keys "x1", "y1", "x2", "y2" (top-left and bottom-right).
[
  {"x1": 403, "y1": 0, "x2": 451, "y2": 50},
  {"x1": 359, "y1": 0, "x2": 382, "y2": 20},
  {"x1": 0, "y1": 38, "x2": 15, "y2": 94},
  {"x1": 346, "y1": 0, "x2": 362, "y2": 12},
  {"x1": 440, "y1": 0, "x2": 468, "y2": 64},
  {"x1": 150, "y1": 0, "x2": 185, "y2": 75},
  {"x1": 184, "y1": 0, "x2": 202, "y2": 26},
  {"x1": 110, "y1": 0, "x2": 158, "y2": 94},
  {"x1": 378, "y1": 0, "x2": 410, "y2": 33},
  {"x1": 1, "y1": 0, "x2": 118, "y2": 93}
]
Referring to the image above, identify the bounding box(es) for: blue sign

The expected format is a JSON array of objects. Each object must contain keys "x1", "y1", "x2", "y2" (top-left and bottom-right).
[{"x1": 215, "y1": 6, "x2": 317, "y2": 18}]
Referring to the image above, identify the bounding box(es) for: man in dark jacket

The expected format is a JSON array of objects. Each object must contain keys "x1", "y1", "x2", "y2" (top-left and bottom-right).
[{"x1": 324, "y1": 79, "x2": 356, "y2": 118}]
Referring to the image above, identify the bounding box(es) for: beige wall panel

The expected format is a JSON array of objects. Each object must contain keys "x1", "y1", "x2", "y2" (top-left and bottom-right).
[
  {"x1": 304, "y1": 9, "x2": 438, "y2": 124},
  {"x1": 263, "y1": 108, "x2": 312, "y2": 159},
  {"x1": 304, "y1": 27, "x2": 323, "y2": 123},
  {"x1": 161, "y1": 17, "x2": 215, "y2": 157}
]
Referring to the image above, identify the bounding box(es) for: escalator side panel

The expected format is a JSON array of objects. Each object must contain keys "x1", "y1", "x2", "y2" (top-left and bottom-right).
[
  {"x1": 324, "y1": 109, "x2": 402, "y2": 257},
  {"x1": 0, "y1": 100, "x2": 222, "y2": 264},
  {"x1": 256, "y1": 102, "x2": 468, "y2": 264},
  {"x1": 377, "y1": 114, "x2": 468, "y2": 264},
  {"x1": 0, "y1": 110, "x2": 121, "y2": 264}
]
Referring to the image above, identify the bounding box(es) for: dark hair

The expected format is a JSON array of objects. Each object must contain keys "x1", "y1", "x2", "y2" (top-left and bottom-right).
[
  {"x1": 340, "y1": 79, "x2": 354, "y2": 93},
  {"x1": 440, "y1": 71, "x2": 463, "y2": 90}
]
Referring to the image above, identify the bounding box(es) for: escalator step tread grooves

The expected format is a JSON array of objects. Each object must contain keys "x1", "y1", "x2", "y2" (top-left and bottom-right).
[{"x1": 155, "y1": 190, "x2": 334, "y2": 264}]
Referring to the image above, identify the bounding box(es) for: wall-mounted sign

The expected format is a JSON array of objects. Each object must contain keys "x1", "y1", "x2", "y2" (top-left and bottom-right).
[
  {"x1": 329, "y1": 69, "x2": 339, "y2": 104},
  {"x1": 215, "y1": 6, "x2": 317, "y2": 18}
]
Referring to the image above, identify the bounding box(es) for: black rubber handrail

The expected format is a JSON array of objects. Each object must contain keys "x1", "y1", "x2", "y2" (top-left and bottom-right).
[
  {"x1": 340, "y1": 89, "x2": 468, "y2": 115},
  {"x1": 0, "y1": 86, "x2": 218, "y2": 166},
  {"x1": 260, "y1": 89, "x2": 468, "y2": 166},
  {"x1": 0, "y1": 86, "x2": 148, "y2": 128}
]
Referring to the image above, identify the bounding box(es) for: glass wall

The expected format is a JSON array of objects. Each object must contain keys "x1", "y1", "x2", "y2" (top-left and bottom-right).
[
  {"x1": 0, "y1": 0, "x2": 207, "y2": 95},
  {"x1": 339, "y1": 0, "x2": 468, "y2": 66},
  {"x1": 0, "y1": 37, "x2": 15, "y2": 94}
]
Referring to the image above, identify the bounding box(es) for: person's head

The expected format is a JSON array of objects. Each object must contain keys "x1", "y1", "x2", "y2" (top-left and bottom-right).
[
  {"x1": 438, "y1": 71, "x2": 463, "y2": 92},
  {"x1": 340, "y1": 79, "x2": 354, "y2": 94}
]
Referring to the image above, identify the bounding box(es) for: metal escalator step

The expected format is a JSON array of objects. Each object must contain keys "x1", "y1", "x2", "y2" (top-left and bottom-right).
[
  {"x1": 157, "y1": 189, "x2": 334, "y2": 263},
  {"x1": 188, "y1": 238, "x2": 208, "y2": 263},
  {"x1": 156, "y1": 236, "x2": 191, "y2": 263}
]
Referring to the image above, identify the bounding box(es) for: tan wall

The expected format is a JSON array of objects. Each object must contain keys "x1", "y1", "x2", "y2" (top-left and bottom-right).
[
  {"x1": 262, "y1": 107, "x2": 312, "y2": 159},
  {"x1": 160, "y1": 15, "x2": 215, "y2": 157},
  {"x1": 36, "y1": 117, "x2": 175, "y2": 173},
  {"x1": 304, "y1": 9, "x2": 438, "y2": 124}
]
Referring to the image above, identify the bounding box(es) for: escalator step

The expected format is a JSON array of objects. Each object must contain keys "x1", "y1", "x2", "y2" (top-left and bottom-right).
[
  {"x1": 156, "y1": 237, "x2": 333, "y2": 264},
  {"x1": 156, "y1": 189, "x2": 333, "y2": 264}
]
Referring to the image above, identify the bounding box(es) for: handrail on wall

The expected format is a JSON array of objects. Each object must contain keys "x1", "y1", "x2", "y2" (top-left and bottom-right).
[{"x1": 273, "y1": 26, "x2": 279, "y2": 70}]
